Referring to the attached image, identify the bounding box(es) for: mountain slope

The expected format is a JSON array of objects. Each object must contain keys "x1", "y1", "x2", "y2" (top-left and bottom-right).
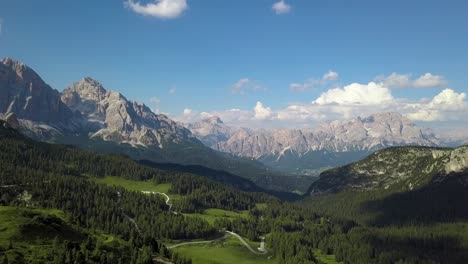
[
  {"x1": 62, "y1": 77, "x2": 196, "y2": 147},
  {"x1": 308, "y1": 145, "x2": 468, "y2": 194},
  {"x1": 0, "y1": 58, "x2": 83, "y2": 138},
  {"x1": 305, "y1": 145, "x2": 468, "y2": 226},
  {"x1": 187, "y1": 116, "x2": 238, "y2": 147}
]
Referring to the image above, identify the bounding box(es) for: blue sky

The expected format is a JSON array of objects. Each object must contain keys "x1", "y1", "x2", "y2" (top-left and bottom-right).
[{"x1": 0, "y1": 0, "x2": 467, "y2": 130}]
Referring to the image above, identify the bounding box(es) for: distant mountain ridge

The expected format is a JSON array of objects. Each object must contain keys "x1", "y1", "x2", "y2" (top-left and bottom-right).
[{"x1": 187, "y1": 112, "x2": 440, "y2": 173}]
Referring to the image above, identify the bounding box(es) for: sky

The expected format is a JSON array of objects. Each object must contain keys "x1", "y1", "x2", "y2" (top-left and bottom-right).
[{"x1": 0, "y1": 0, "x2": 467, "y2": 132}]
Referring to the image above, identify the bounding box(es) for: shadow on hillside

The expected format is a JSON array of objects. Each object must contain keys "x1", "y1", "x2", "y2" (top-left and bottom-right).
[
  {"x1": 361, "y1": 172, "x2": 468, "y2": 226},
  {"x1": 365, "y1": 232, "x2": 468, "y2": 263},
  {"x1": 138, "y1": 160, "x2": 302, "y2": 201}
]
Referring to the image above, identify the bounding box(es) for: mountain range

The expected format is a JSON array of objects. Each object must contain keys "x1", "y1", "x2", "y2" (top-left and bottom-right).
[
  {"x1": 0, "y1": 58, "x2": 301, "y2": 192},
  {"x1": 187, "y1": 112, "x2": 441, "y2": 174},
  {"x1": 2, "y1": 58, "x2": 468, "y2": 264},
  {"x1": 0, "y1": 57, "x2": 462, "y2": 193}
]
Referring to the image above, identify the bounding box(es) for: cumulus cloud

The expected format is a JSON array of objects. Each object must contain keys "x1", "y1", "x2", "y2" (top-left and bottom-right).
[
  {"x1": 168, "y1": 87, "x2": 176, "y2": 94},
  {"x1": 272, "y1": 0, "x2": 291, "y2": 14},
  {"x1": 254, "y1": 101, "x2": 274, "y2": 120},
  {"x1": 173, "y1": 80, "x2": 467, "y2": 128},
  {"x1": 290, "y1": 70, "x2": 339, "y2": 92},
  {"x1": 314, "y1": 82, "x2": 394, "y2": 105},
  {"x1": 183, "y1": 108, "x2": 192, "y2": 116},
  {"x1": 173, "y1": 108, "x2": 198, "y2": 124},
  {"x1": 322, "y1": 70, "x2": 339, "y2": 81},
  {"x1": 413, "y1": 73, "x2": 446, "y2": 88},
  {"x1": 406, "y1": 89, "x2": 467, "y2": 121},
  {"x1": 377, "y1": 72, "x2": 445, "y2": 88},
  {"x1": 125, "y1": 0, "x2": 188, "y2": 19},
  {"x1": 230, "y1": 78, "x2": 266, "y2": 95}
]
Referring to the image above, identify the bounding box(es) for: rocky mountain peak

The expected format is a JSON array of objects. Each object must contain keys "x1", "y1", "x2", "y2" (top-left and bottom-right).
[
  {"x1": 187, "y1": 112, "x2": 441, "y2": 172},
  {"x1": 1, "y1": 57, "x2": 47, "y2": 90},
  {"x1": 0, "y1": 58, "x2": 80, "y2": 130},
  {"x1": 362, "y1": 112, "x2": 403, "y2": 122},
  {"x1": 63, "y1": 77, "x2": 107, "y2": 103},
  {"x1": 60, "y1": 77, "x2": 195, "y2": 147},
  {"x1": 204, "y1": 116, "x2": 224, "y2": 124}
]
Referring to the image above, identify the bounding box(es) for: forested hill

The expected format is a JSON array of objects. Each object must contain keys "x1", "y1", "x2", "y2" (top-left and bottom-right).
[
  {"x1": 0, "y1": 119, "x2": 275, "y2": 200},
  {"x1": 290, "y1": 145, "x2": 468, "y2": 263},
  {"x1": 3, "y1": 120, "x2": 468, "y2": 263},
  {"x1": 308, "y1": 145, "x2": 468, "y2": 195},
  {"x1": 0, "y1": 120, "x2": 274, "y2": 263},
  {"x1": 138, "y1": 160, "x2": 301, "y2": 201}
]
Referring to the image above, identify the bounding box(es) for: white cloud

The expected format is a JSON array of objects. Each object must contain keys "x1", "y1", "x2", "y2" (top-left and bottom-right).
[
  {"x1": 406, "y1": 89, "x2": 467, "y2": 121},
  {"x1": 290, "y1": 70, "x2": 339, "y2": 92},
  {"x1": 323, "y1": 70, "x2": 339, "y2": 81},
  {"x1": 377, "y1": 72, "x2": 445, "y2": 88},
  {"x1": 413, "y1": 73, "x2": 446, "y2": 88},
  {"x1": 183, "y1": 108, "x2": 192, "y2": 116},
  {"x1": 125, "y1": 0, "x2": 188, "y2": 19},
  {"x1": 173, "y1": 80, "x2": 467, "y2": 128},
  {"x1": 254, "y1": 101, "x2": 274, "y2": 120},
  {"x1": 168, "y1": 88, "x2": 176, "y2": 94},
  {"x1": 230, "y1": 78, "x2": 266, "y2": 95},
  {"x1": 314, "y1": 82, "x2": 394, "y2": 105},
  {"x1": 272, "y1": 0, "x2": 291, "y2": 15}
]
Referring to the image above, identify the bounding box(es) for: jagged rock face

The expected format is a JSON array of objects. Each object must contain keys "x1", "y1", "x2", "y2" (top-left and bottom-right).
[
  {"x1": 0, "y1": 58, "x2": 79, "y2": 129},
  {"x1": 62, "y1": 78, "x2": 195, "y2": 147},
  {"x1": 309, "y1": 112, "x2": 438, "y2": 152},
  {"x1": 3, "y1": 112, "x2": 19, "y2": 129},
  {"x1": 308, "y1": 145, "x2": 468, "y2": 195},
  {"x1": 61, "y1": 77, "x2": 107, "y2": 120},
  {"x1": 186, "y1": 113, "x2": 441, "y2": 172},
  {"x1": 189, "y1": 113, "x2": 439, "y2": 158},
  {"x1": 188, "y1": 116, "x2": 239, "y2": 147}
]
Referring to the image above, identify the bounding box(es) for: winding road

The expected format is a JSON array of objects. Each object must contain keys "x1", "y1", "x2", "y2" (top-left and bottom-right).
[
  {"x1": 168, "y1": 233, "x2": 228, "y2": 249},
  {"x1": 168, "y1": 231, "x2": 268, "y2": 255},
  {"x1": 142, "y1": 191, "x2": 269, "y2": 255},
  {"x1": 142, "y1": 191, "x2": 177, "y2": 215},
  {"x1": 226, "y1": 231, "x2": 268, "y2": 255}
]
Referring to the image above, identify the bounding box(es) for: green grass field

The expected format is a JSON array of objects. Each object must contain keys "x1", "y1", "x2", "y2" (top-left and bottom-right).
[
  {"x1": 183, "y1": 208, "x2": 250, "y2": 224},
  {"x1": 312, "y1": 249, "x2": 342, "y2": 264},
  {"x1": 91, "y1": 176, "x2": 172, "y2": 193},
  {"x1": 173, "y1": 236, "x2": 276, "y2": 264}
]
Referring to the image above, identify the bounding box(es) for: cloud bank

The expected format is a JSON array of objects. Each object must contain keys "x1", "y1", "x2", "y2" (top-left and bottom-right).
[
  {"x1": 175, "y1": 82, "x2": 468, "y2": 128},
  {"x1": 377, "y1": 72, "x2": 445, "y2": 88}
]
